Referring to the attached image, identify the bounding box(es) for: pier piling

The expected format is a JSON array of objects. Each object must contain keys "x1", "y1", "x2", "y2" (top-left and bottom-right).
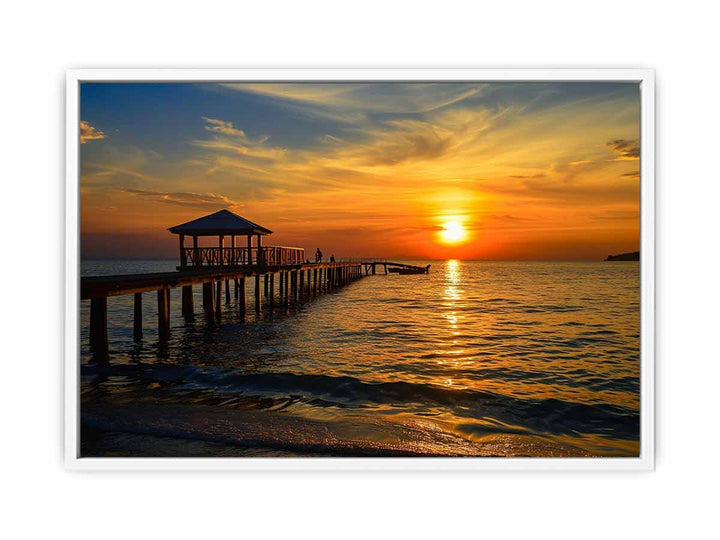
[
  {"x1": 215, "y1": 280, "x2": 222, "y2": 320},
  {"x1": 284, "y1": 271, "x2": 290, "y2": 305},
  {"x1": 202, "y1": 282, "x2": 214, "y2": 318},
  {"x1": 255, "y1": 274, "x2": 261, "y2": 312},
  {"x1": 157, "y1": 287, "x2": 170, "y2": 341},
  {"x1": 133, "y1": 292, "x2": 143, "y2": 340},
  {"x1": 238, "y1": 277, "x2": 246, "y2": 316},
  {"x1": 89, "y1": 296, "x2": 109, "y2": 362},
  {"x1": 181, "y1": 285, "x2": 193, "y2": 320}
]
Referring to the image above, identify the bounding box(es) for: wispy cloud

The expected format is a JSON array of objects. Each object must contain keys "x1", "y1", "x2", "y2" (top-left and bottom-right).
[
  {"x1": 202, "y1": 116, "x2": 245, "y2": 136},
  {"x1": 80, "y1": 121, "x2": 105, "y2": 144},
  {"x1": 120, "y1": 188, "x2": 236, "y2": 208},
  {"x1": 222, "y1": 83, "x2": 485, "y2": 116},
  {"x1": 606, "y1": 138, "x2": 639, "y2": 160}
]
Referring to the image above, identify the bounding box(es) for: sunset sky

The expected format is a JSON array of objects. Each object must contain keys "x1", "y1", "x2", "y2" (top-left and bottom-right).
[{"x1": 80, "y1": 82, "x2": 640, "y2": 260}]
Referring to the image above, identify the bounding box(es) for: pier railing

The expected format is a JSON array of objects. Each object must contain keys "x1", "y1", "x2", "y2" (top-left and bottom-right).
[{"x1": 181, "y1": 246, "x2": 305, "y2": 268}]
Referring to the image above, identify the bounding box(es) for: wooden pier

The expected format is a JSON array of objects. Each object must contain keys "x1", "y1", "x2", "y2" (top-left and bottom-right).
[
  {"x1": 80, "y1": 209, "x2": 429, "y2": 364},
  {"x1": 82, "y1": 261, "x2": 362, "y2": 363}
]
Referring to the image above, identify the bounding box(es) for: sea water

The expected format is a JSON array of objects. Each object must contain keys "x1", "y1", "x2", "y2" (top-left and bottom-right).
[{"x1": 80, "y1": 260, "x2": 640, "y2": 457}]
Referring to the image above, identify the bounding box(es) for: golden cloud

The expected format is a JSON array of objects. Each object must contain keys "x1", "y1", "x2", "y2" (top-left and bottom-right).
[{"x1": 80, "y1": 121, "x2": 105, "y2": 144}]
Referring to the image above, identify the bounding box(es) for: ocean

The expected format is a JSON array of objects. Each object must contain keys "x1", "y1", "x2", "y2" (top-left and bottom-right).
[{"x1": 80, "y1": 259, "x2": 640, "y2": 457}]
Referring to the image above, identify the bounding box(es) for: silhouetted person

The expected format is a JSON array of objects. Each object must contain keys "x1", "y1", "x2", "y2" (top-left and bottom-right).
[
  {"x1": 330, "y1": 254, "x2": 335, "y2": 263},
  {"x1": 315, "y1": 248, "x2": 323, "y2": 262}
]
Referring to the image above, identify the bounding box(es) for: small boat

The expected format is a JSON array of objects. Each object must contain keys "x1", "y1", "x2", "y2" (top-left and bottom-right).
[{"x1": 397, "y1": 265, "x2": 431, "y2": 275}]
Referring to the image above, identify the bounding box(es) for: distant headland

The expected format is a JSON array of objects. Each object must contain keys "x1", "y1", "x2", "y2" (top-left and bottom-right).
[{"x1": 605, "y1": 251, "x2": 640, "y2": 261}]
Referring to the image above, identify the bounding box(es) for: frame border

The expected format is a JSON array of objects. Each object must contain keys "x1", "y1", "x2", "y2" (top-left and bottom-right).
[{"x1": 65, "y1": 69, "x2": 655, "y2": 471}]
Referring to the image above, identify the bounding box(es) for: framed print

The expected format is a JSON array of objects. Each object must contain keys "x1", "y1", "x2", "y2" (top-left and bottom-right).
[{"x1": 65, "y1": 69, "x2": 654, "y2": 470}]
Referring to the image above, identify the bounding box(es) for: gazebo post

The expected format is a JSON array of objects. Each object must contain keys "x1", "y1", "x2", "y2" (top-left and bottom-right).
[
  {"x1": 179, "y1": 234, "x2": 186, "y2": 269},
  {"x1": 257, "y1": 234, "x2": 263, "y2": 266},
  {"x1": 193, "y1": 235, "x2": 199, "y2": 267},
  {"x1": 247, "y1": 234, "x2": 253, "y2": 265},
  {"x1": 231, "y1": 235, "x2": 236, "y2": 266},
  {"x1": 218, "y1": 235, "x2": 224, "y2": 266}
]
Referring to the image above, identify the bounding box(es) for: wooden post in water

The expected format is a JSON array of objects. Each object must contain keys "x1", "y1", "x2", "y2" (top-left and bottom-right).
[
  {"x1": 202, "y1": 282, "x2": 214, "y2": 318},
  {"x1": 269, "y1": 273, "x2": 275, "y2": 308},
  {"x1": 133, "y1": 292, "x2": 143, "y2": 340},
  {"x1": 89, "y1": 296, "x2": 109, "y2": 362},
  {"x1": 279, "y1": 272, "x2": 284, "y2": 303},
  {"x1": 313, "y1": 268, "x2": 318, "y2": 295},
  {"x1": 234, "y1": 278, "x2": 239, "y2": 300},
  {"x1": 238, "y1": 277, "x2": 246, "y2": 316},
  {"x1": 264, "y1": 274, "x2": 269, "y2": 298},
  {"x1": 181, "y1": 286, "x2": 193, "y2": 320},
  {"x1": 215, "y1": 280, "x2": 222, "y2": 320},
  {"x1": 179, "y1": 234, "x2": 186, "y2": 269},
  {"x1": 158, "y1": 288, "x2": 170, "y2": 341},
  {"x1": 225, "y1": 279, "x2": 230, "y2": 303},
  {"x1": 284, "y1": 271, "x2": 290, "y2": 305},
  {"x1": 299, "y1": 270, "x2": 304, "y2": 299},
  {"x1": 255, "y1": 274, "x2": 261, "y2": 312}
]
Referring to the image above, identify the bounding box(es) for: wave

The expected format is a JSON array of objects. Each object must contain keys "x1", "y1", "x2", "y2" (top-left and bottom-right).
[
  {"x1": 82, "y1": 363, "x2": 639, "y2": 440},
  {"x1": 81, "y1": 401, "x2": 592, "y2": 458}
]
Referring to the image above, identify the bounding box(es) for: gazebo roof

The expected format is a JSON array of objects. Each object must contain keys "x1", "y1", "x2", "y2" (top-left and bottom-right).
[{"x1": 168, "y1": 209, "x2": 273, "y2": 236}]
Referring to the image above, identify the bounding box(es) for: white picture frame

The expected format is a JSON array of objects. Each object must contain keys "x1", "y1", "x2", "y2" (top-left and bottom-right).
[{"x1": 65, "y1": 68, "x2": 655, "y2": 471}]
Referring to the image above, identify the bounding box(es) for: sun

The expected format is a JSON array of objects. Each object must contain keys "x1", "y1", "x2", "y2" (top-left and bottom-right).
[{"x1": 439, "y1": 220, "x2": 467, "y2": 244}]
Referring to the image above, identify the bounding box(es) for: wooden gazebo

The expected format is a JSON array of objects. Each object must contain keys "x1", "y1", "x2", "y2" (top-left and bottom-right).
[{"x1": 169, "y1": 209, "x2": 304, "y2": 269}]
